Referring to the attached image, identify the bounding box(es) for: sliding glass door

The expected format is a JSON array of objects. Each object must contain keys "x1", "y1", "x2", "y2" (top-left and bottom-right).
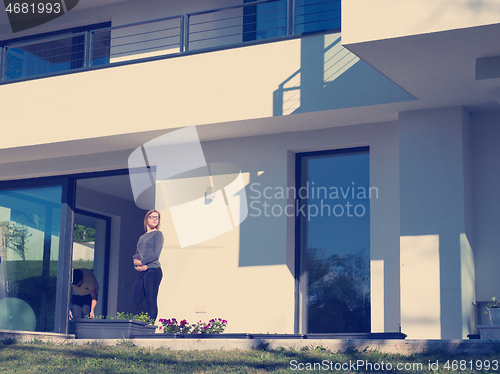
[
  {"x1": 0, "y1": 186, "x2": 63, "y2": 332},
  {"x1": 0, "y1": 170, "x2": 126, "y2": 334}
]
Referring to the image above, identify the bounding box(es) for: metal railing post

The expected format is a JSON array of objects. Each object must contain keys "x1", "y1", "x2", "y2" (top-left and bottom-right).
[
  {"x1": 179, "y1": 15, "x2": 185, "y2": 52},
  {"x1": 0, "y1": 46, "x2": 5, "y2": 81},
  {"x1": 184, "y1": 14, "x2": 190, "y2": 52},
  {"x1": 290, "y1": 0, "x2": 296, "y2": 35},
  {"x1": 286, "y1": 0, "x2": 291, "y2": 36},
  {"x1": 89, "y1": 30, "x2": 95, "y2": 67},
  {"x1": 83, "y1": 31, "x2": 90, "y2": 67}
]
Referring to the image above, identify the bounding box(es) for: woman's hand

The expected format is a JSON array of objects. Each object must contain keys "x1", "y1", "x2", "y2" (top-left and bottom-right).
[
  {"x1": 133, "y1": 259, "x2": 143, "y2": 266},
  {"x1": 135, "y1": 264, "x2": 148, "y2": 272}
]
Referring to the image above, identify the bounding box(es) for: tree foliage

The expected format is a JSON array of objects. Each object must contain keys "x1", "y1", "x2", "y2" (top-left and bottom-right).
[
  {"x1": 4, "y1": 222, "x2": 32, "y2": 261},
  {"x1": 73, "y1": 224, "x2": 95, "y2": 243},
  {"x1": 307, "y1": 247, "x2": 370, "y2": 333}
]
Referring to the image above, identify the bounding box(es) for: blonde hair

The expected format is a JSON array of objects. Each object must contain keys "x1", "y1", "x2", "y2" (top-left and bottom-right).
[{"x1": 144, "y1": 210, "x2": 161, "y2": 232}]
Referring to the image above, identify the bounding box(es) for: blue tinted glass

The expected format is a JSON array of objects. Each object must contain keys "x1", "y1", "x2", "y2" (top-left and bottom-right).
[
  {"x1": 295, "y1": 0, "x2": 341, "y2": 34},
  {"x1": 255, "y1": 0, "x2": 287, "y2": 40},
  {"x1": 302, "y1": 150, "x2": 370, "y2": 333},
  {"x1": 0, "y1": 186, "x2": 62, "y2": 332},
  {"x1": 91, "y1": 29, "x2": 111, "y2": 66},
  {"x1": 5, "y1": 34, "x2": 85, "y2": 80}
]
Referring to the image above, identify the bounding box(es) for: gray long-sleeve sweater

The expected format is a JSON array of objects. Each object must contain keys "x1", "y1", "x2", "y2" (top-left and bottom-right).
[{"x1": 134, "y1": 230, "x2": 163, "y2": 268}]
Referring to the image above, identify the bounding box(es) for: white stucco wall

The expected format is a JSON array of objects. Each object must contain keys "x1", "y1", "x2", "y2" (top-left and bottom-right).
[
  {"x1": 0, "y1": 30, "x2": 411, "y2": 152},
  {"x1": 3, "y1": 105, "x2": 496, "y2": 337},
  {"x1": 155, "y1": 121, "x2": 400, "y2": 333},
  {"x1": 0, "y1": 0, "x2": 498, "y2": 339}
]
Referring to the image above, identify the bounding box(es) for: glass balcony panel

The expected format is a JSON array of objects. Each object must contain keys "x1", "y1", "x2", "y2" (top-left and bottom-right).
[
  {"x1": 295, "y1": 0, "x2": 341, "y2": 34},
  {"x1": 5, "y1": 34, "x2": 85, "y2": 80}
]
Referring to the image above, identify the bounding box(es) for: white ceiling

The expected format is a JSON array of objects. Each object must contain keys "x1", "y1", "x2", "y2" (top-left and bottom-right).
[{"x1": 343, "y1": 22, "x2": 500, "y2": 113}]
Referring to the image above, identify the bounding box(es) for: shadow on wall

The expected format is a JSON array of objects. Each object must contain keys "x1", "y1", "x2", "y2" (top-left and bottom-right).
[
  {"x1": 273, "y1": 33, "x2": 415, "y2": 116},
  {"x1": 237, "y1": 169, "x2": 289, "y2": 268}
]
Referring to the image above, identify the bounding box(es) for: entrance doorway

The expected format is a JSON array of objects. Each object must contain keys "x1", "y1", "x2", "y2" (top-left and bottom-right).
[{"x1": 72, "y1": 210, "x2": 110, "y2": 318}]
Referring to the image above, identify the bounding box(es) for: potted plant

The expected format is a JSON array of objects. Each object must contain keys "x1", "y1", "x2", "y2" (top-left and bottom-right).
[
  {"x1": 74, "y1": 312, "x2": 157, "y2": 339},
  {"x1": 485, "y1": 297, "x2": 500, "y2": 325},
  {"x1": 158, "y1": 317, "x2": 246, "y2": 338}
]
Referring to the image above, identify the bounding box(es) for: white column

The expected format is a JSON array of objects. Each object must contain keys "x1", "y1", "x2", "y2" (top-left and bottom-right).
[{"x1": 399, "y1": 107, "x2": 474, "y2": 339}]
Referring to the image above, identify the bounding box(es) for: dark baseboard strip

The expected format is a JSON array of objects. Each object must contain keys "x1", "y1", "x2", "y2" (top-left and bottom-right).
[{"x1": 131, "y1": 332, "x2": 407, "y2": 340}]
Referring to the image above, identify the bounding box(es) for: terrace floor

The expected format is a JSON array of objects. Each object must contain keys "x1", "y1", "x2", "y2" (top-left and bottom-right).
[{"x1": 0, "y1": 329, "x2": 497, "y2": 354}]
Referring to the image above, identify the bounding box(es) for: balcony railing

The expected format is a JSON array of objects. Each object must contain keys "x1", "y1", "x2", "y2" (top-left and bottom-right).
[{"x1": 0, "y1": 0, "x2": 340, "y2": 83}]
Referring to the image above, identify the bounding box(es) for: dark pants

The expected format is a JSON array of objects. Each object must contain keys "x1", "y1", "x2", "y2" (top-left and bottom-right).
[
  {"x1": 72, "y1": 294, "x2": 92, "y2": 319},
  {"x1": 131, "y1": 267, "x2": 163, "y2": 321}
]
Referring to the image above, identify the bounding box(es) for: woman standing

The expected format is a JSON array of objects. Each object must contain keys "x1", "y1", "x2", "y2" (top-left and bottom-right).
[{"x1": 131, "y1": 209, "x2": 164, "y2": 321}]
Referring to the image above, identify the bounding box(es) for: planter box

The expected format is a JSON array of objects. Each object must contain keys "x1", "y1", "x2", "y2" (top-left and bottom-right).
[
  {"x1": 74, "y1": 319, "x2": 157, "y2": 339},
  {"x1": 487, "y1": 308, "x2": 500, "y2": 325},
  {"x1": 478, "y1": 325, "x2": 500, "y2": 339}
]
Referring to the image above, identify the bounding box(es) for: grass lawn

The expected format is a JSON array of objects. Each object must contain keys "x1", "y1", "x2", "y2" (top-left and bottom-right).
[{"x1": 0, "y1": 340, "x2": 499, "y2": 373}]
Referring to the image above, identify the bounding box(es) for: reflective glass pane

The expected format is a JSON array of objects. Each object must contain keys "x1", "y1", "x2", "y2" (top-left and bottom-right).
[
  {"x1": 0, "y1": 186, "x2": 62, "y2": 332},
  {"x1": 5, "y1": 34, "x2": 85, "y2": 80},
  {"x1": 254, "y1": 0, "x2": 287, "y2": 40},
  {"x1": 91, "y1": 30, "x2": 111, "y2": 66},
  {"x1": 295, "y1": 0, "x2": 341, "y2": 34},
  {"x1": 301, "y1": 150, "x2": 370, "y2": 333}
]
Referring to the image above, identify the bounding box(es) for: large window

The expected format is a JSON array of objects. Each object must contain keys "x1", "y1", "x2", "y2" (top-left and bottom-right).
[
  {"x1": 0, "y1": 186, "x2": 62, "y2": 332},
  {"x1": 297, "y1": 147, "x2": 370, "y2": 334}
]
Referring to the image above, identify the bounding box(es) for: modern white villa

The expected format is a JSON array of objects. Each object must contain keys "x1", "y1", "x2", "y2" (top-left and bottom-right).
[{"x1": 0, "y1": 0, "x2": 499, "y2": 340}]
